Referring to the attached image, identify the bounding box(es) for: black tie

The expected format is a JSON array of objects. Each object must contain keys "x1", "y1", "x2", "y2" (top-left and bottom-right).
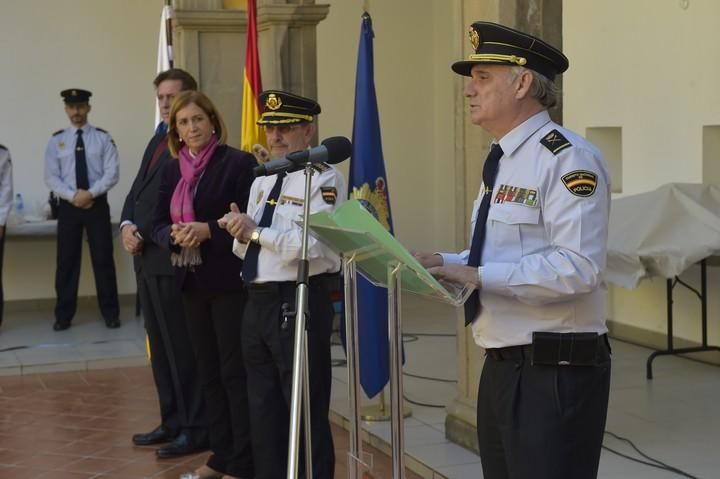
[
  {"x1": 464, "y1": 143, "x2": 503, "y2": 326},
  {"x1": 75, "y1": 130, "x2": 89, "y2": 190},
  {"x1": 242, "y1": 172, "x2": 287, "y2": 282}
]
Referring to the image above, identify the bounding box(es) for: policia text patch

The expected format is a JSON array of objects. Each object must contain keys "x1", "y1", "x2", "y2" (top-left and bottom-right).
[{"x1": 561, "y1": 170, "x2": 597, "y2": 197}]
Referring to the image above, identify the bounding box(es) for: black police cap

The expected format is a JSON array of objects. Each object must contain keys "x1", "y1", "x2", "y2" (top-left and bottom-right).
[
  {"x1": 452, "y1": 22, "x2": 568, "y2": 80},
  {"x1": 61, "y1": 88, "x2": 92, "y2": 104},
  {"x1": 257, "y1": 90, "x2": 321, "y2": 125}
]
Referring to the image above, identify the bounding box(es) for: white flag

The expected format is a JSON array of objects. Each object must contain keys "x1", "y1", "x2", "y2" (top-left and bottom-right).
[{"x1": 155, "y1": 5, "x2": 174, "y2": 129}]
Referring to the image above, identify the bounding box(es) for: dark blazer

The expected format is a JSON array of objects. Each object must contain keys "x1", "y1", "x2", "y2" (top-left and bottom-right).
[
  {"x1": 152, "y1": 144, "x2": 256, "y2": 293},
  {"x1": 121, "y1": 133, "x2": 175, "y2": 276}
]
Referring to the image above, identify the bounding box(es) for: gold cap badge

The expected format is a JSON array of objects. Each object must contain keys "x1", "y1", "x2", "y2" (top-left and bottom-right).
[
  {"x1": 469, "y1": 28, "x2": 480, "y2": 51},
  {"x1": 266, "y1": 94, "x2": 282, "y2": 111}
]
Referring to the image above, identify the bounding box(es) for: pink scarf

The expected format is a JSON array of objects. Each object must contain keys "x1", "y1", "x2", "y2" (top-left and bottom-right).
[
  {"x1": 170, "y1": 135, "x2": 218, "y2": 223},
  {"x1": 169, "y1": 135, "x2": 218, "y2": 267}
]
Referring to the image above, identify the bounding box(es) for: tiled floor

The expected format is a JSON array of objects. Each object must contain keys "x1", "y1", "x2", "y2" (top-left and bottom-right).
[
  {"x1": 2, "y1": 295, "x2": 720, "y2": 478},
  {"x1": 0, "y1": 366, "x2": 421, "y2": 479}
]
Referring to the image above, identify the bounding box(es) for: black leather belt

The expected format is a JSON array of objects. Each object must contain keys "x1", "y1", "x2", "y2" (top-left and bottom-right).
[
  {"x1": 485, "y1": 333, "x2": 610, "y2": 364},
  {"x1": 248, "y1": 272, "x2": 341, "y2": 293},
  {"x1": 485, "y1": 344, "x2": 532, "y2": 361}
]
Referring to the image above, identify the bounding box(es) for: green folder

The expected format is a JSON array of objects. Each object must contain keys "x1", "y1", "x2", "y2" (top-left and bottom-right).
[{"x1": 307, "y1": 199, "x2": 471, "y2": 306}]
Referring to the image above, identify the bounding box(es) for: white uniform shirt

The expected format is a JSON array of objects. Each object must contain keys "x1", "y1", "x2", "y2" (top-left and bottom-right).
[
  {"x1": 43, "y1": 123, "x2": 119, "y2": 201},
  {"x1": 232, "y1": 166, "x2": 347, "y2": 282},
  {"x1": 0, "y1": 146, "x2": 13, "y2": 225},
  {"x1": 440, "y1": 110, "x2": 611, "y2": 348}
]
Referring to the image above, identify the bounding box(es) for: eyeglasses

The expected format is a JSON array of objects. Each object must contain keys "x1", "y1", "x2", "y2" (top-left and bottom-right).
[{"x1": 263, "y1": 124, "x2": 301, "y2": 135}]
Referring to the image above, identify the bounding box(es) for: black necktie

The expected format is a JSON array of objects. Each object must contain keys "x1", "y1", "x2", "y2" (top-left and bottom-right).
[
  {"x1": 242, "y1": 172, "x2": 287, "y2": 282},
  {"x1": 75, "y1": 129, "x2": 89, "y2": 190},
  {"x1": 464, "y1": 143, "x2": 503, "y2": 326}
]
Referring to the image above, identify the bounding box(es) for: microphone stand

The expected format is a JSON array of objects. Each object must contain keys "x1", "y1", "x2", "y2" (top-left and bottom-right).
[{"x1": 286, "y1": 163, "x2": 316, "y2": 479}]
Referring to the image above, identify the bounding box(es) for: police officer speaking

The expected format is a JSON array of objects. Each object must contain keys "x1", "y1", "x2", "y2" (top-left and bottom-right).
[{"x1": 415, "y1": 22, "x2": 612, "y2": 479}]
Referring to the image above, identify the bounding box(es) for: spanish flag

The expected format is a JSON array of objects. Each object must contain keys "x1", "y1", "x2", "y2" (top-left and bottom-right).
[{"x1": 240, "y1": 0, "x2": 266, "y2": 153}]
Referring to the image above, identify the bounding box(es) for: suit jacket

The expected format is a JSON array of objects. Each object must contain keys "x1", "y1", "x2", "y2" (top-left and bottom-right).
[
  {"x1": 152, "y1": 144, "x2": 256, "y2": 293},
  {"x1": 121, "y1": 133, "x2": 175, "y2": 276}
]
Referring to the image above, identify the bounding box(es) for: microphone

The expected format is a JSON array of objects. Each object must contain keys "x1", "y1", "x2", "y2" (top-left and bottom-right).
[{"x1": 253, "y1": 136, "x2": 352, "y2": 177}]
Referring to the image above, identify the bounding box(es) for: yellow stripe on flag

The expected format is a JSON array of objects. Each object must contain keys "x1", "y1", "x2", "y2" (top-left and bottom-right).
[{"x1": 240, "y1": 0, "x2": 266, "y2": 154}]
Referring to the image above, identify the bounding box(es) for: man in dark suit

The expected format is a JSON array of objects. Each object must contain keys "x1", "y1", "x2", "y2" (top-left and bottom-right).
[{"x1": 120, "y1": 69, "x2": 208, "y2": 458}]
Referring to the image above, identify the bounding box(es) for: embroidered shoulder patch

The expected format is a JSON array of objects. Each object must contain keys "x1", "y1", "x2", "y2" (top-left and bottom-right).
[
  {"x1": 561, "y1": 170, "x2": 597, "y2": 197},
  {"x1": 540, "y1": 129, "x2": 572, "y2": 155},
  {"x1": 53, "y1": 129, "x2": 64, "y2": 136},
  {"x1": 320, "y1": 187, "x2": 337, "y2": 204}
]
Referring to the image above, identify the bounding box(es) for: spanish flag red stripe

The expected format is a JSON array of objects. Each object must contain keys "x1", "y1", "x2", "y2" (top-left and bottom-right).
[{"x1": 241, "y1": 0, "x2": 266, "y2": 153}]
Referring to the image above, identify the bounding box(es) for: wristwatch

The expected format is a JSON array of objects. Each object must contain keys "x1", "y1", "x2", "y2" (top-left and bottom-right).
[{"x1": 250, "y1": 228, "x2": 263, "y2": 245}]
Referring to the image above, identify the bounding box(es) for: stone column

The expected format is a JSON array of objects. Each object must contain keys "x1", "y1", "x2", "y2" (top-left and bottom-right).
[
  {"x1": 170, "y1": 0, "x2": 329, "y2": 147},
  {"x1": 445, "y1": 0, "x2": 562, "y2": 453}
]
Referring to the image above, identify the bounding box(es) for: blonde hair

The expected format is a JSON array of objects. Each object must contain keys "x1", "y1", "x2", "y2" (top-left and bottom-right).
[{"x1": 167, "y1": 90, "x2": 228, "y2": 157}]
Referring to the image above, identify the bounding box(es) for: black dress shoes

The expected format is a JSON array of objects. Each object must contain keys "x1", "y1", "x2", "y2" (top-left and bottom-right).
[
  {"x1": 53, "y1": 320, "x2": 71, "y2": 331},
  {"x1": 132, "y1": 425, "x2": 177, "y2": 446},
  {"x1": 156, "y1": 432, "x2": 209, "y2": 458},
  {"x1": 105, "y1": 317, "x2": 121, "y2": 329}
]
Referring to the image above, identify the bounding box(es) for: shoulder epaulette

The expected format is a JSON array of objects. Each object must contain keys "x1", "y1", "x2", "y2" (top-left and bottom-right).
[
  {"x1": 52, "y1": 129, "x2": 64, "y2": 136},
  {"x1": 96, "y1": 127, "x2": 109, "y2": 134},
  {"x1": 312, "y1": 162, "x2": 330, "y2": 173},
  {"x1": 540, "y1": 129, "x2": 572, "y2": 155}
]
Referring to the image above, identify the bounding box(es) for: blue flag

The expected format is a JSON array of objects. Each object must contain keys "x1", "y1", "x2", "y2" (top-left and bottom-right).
[{"x1": 349, "y1": 12, "x2": 394, "y2": 398}]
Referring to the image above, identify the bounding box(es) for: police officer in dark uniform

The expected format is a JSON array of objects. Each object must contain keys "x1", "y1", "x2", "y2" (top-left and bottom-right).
[
  {"x1": 221, "y1": 91, "x2": 347, "y2": 479},
  {"x1": 121, "y1": 69, "x2": 208, "y2": 457},
  {"x1": 44, "y1": 89, "x2": 120, "y2": 331}
]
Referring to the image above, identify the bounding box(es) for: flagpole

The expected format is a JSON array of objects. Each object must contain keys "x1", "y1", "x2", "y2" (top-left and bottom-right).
[
  {"x1": 155, "y1": 2, "x2": 174, "y2": 128},
  {"x1": 165, "y1": 0, "x2": 174, "y2": 68}
]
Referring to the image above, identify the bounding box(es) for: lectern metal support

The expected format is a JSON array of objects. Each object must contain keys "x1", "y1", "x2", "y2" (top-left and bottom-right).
[
  {"x1": 343, "y1": 254, "x2": 363, "y2": 479},
  {"x1": 388, "y1": 262, "x2": 405, "y2": 479},
  {"x1": 287, "y1": 165, "x2": 316, "y2": 479},
  {"x1": 305, "y1": 199, "x2": 475, "y2": 479}
]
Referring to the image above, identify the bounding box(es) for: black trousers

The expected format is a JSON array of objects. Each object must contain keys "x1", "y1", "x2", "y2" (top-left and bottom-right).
[
  {"x1": 138, "y1": 272, "x2": 205, "y2": 437},
  {"x1": 181, "y1": 286, "x2": 253, "y2": 478},
  {"x1": 477, "y1": 340, "x2": 611, "y2": 479},
  {"x1": 243, "y1": 276, "x2": 335, "y2": 479},
  {"x1": 55, "y1": 198, "x2": 119, "y2": 323},
  {"x1": 0, "y1": 230, "x2": 4, "y2": 325}
]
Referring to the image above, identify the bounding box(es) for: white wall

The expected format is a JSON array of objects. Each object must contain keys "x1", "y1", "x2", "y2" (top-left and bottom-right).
[
  {"x1": 316, "y1": 0, "x2": 460, "y2": 253},
  {"x1": 2, "y1": 0, "x2": 462, "y2": 301},
  {"x1": 563, "y1": 0, "x2": 720, "y2": 193},
  {"x1": 563, "y1": 0, "x2": 720, "y2": 342},
  {"x1": 1, "y1": 0, "x2": 164, "y2": 299}
]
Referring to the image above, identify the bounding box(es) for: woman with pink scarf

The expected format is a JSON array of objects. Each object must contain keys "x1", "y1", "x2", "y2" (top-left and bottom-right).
[{"x1": 152, "y1": 91, "x2": 256, "y2": 479}]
